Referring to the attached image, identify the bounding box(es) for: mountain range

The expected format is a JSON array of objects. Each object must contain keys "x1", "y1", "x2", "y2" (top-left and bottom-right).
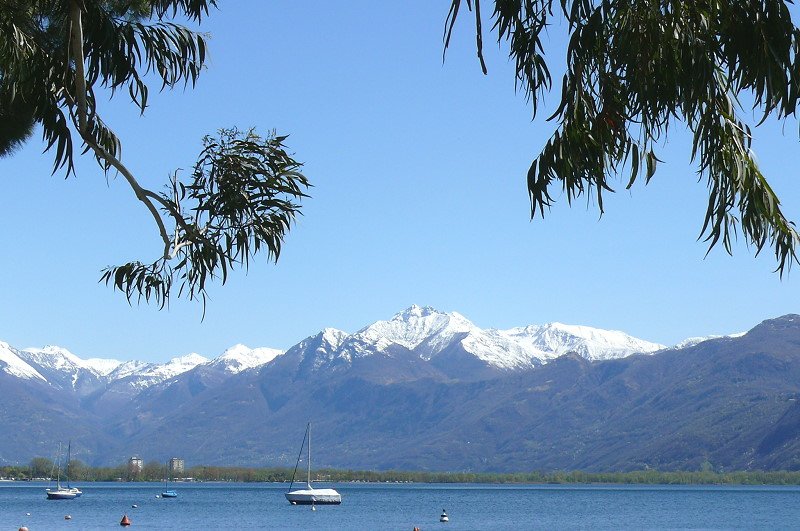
[{"x1": 1, "y1": 306, "x2": 797, "y2": 473}]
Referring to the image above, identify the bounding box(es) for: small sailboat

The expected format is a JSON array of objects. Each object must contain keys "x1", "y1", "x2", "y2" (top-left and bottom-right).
[
  {"x1": 285, "y1": 422, "x2": 341, "y2": 505},
  {"x1": 46, "y1": 442, "x2": 82, "y2": 500},
  {"x1": 161, "y1": 461, "x2": 178, "y2": 498}
]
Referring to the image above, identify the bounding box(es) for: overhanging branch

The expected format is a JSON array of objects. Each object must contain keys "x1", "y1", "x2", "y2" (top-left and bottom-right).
[{"x1": 83, "y1": 135, "x2": 173, "y2": 258}]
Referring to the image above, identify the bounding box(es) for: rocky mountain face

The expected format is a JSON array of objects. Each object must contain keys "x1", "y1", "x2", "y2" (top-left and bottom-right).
[{"x1": 1, "y1": 308, "x2": 794, "y2": 473}]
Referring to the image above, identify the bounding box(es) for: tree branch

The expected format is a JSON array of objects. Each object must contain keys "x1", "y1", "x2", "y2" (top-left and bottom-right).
[
  {"x1": 69, "y1": 0, "x2": 88, "y2": 135},
  {"x1": 82, "y1": 134, "x2": 173, "y2": 258},
  {"x1": 474, "y1": 0, "x2": 487, "y2": 74},
  {"x1": 68, "y1": 1, "x2": 174, "y2": 256}
]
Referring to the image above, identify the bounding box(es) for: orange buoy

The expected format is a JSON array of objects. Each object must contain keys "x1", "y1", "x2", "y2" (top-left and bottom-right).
[
  {"x1": 120, "y1": 514, "x2": 132, "y2": 526},
  {"x1": 19, "y1": 527, "x2": 29, "y2": 531}
]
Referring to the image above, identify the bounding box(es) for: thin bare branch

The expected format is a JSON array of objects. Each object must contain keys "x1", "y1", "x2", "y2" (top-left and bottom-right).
[{"x1": 474, "y1": 0, "x2": 488, "y2": 74}]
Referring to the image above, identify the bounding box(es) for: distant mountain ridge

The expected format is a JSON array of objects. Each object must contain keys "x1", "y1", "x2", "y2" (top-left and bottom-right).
[
  {"x1": 0, "y1": 307, "x2": 789, "y2": 473},
  {"x1": 0, "y1": 305, "x2": 669, "y2": 391}
]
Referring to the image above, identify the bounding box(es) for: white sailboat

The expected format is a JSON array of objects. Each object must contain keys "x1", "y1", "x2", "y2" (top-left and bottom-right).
[
  {"x1": 46, "y1": 442, "x2": 82, "y2": 500},
  {"x1": 285, "y1": 422, "x2": 341, "y2": 505}
]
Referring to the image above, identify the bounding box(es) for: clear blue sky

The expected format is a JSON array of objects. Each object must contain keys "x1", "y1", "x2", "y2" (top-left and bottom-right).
[{"x1": 1, "y1": 2, "x2": 797, "y2": 363}]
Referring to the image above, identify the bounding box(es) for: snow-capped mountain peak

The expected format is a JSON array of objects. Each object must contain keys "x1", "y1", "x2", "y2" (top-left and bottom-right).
[
  {"x1": 279, "y1": 329, "x2": 352, "y2": 374},
  {"x1": 128, "y1": 353, "x2": 209, "y2": 383},
  {"x1": 20, "y1": 345, "x2": 123, "y2": 377},
  {"x1": 499, "y1": 321, "x2": 665, "y2": 361},
  {"x1": 22, "y1": 345, "x2": 83, "y2": 373},
  {"x1": 319, "y1": 328, "x2": 348, "y2": 351},
  {"x1": 101, "y1": 353, "x2": 208, "y2": 391},
  {"x1": 164, "y1": 353, "x2": 209, "y2": 373},
  {"x1": 211, "y1": 344, "x2": 283, "y2": 374},
  {"x1": 300, "y1": 306, "x2": 666, "y2": 373},
  {"x1": 395, "y1": 304, "x2": 439, "y2": 320},
  {"x1": 107, "y1": 359, "x2": 150, "y2": 380},
  {"x1": 0, "y1": 341, "x2": 45, "y2": 381},
  {"x1": 355, "y1": 305, "x2": 477, "y2": 358},
  {"x1": 0, "y1": 307, "x2": 672, "y2": 389}
]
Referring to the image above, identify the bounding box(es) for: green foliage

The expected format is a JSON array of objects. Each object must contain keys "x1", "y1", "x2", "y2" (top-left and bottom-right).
[
  {"x1": 141, "y1": 460, "x2": 164, "y2": 480},
  {"x1": 445, "y1": 0, "x2": 799, "y2": 273},
  {"x1": 0, "y1": 94, "x2": 35, "y2": 156},
  {"x1": 65, "y1": 458, "x2": 87, "y2": 480},
  {"x1": 0, "y1": 0, "x2": 213, "y2": 172},
  {"x1": 101, "y1": 128, "x2": 308, "y2": 307},
  {"x1": 28, "y1": 457, "x2": 53, "y2": 478},
  {"x1": 0, "y1": 1, "x2": 309, "y2": 307}
]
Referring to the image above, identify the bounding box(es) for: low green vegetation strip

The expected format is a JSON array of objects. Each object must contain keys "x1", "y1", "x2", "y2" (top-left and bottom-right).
[{"x1": 4, "y1": 463, "x2": 800, "y2": 485}]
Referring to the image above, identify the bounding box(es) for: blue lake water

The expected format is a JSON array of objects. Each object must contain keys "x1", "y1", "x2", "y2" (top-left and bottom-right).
[{"x1": 1, "y1": 481, "x2": 799, "y2": 529}]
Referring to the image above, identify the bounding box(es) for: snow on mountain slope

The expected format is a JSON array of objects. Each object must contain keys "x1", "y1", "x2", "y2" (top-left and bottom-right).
[
  {"x1": 319, "y1": 328, "x2": 348, "y2": 352},
  {"x1": 458, "y1": 329, "x2": 543, "y2": 370},
  {"x1": 672, "y1": 336, "x2": 722, "y2": 350},
  {"x1": 500, "y1": 322, "x2": 665, "y2": 361},
  {"x1": 298, "y1": 328, "x2": 352, "y2": 371},
  {"x1": 671, "y1": 331, "x2": 746, "y2": 350},
  {"x1": 0, "y1": 306, "x2": 670, "y2": 387},
  {"x1": 0, "y1": 341, "x2": 45, "y2": 381},
  {"x1": 107, "y1": 360, "x2": 151, "y2": 381},
  {"x1": 17, "y1": 345, "x2": 123, "y2": 389},
  {"x1": 208, "y1": 344, "x2": 283, "y2": 374},
  {"x1": 20, "y1": 345, "x2": 122, "y2": 376},
  {"x1": 324, "y1": 306, "x2": 664, "y2": 371},
  {"x1": 141, "y1": 353, "x2": 208, "y2": 378},
  {"x1": 83, "y1": 357, "x2": 124, "y2": 376},
  {"x1": 121, "y1": 353, "x2": 209, "y2": 389},
  {"x1": 353, "y1": 305, "x2": 475, "y2": 359}
]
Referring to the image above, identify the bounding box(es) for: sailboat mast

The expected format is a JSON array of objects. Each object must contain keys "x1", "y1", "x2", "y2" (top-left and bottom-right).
[
  {"x1": 307, "y1": 422, "x2": 311, "y2": 486},
  {"x1": 66, "y1": 441, "x2": 71, "y2": 488},
  {"x1": 56, "y1": 442, "x2": 62, "y2": 489}
]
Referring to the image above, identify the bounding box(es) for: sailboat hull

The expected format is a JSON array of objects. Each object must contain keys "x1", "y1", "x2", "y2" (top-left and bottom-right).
[
  {"x1": 46, "y1": 488, "x2": 82, "y2": 500},
  {"x1": 285, "y1": 488, "x2": 341, "y2": 505}
]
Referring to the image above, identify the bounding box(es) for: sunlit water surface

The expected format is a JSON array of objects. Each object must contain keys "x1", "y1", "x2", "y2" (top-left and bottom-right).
[{"x1": 1, "y1": 481, "x2": 799, "y2": 529}]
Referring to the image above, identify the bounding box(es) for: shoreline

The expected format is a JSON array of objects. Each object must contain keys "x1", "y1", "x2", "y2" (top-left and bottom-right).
[{"x1": 4, "y1": 468, "x2": 800, "y2": 486}]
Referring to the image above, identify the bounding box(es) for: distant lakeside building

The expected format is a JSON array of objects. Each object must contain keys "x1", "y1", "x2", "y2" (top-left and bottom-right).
[
  {"x1": 128, "y1": 456, "x2": 143, "y2": 475},
  {"x1": 169, "y1": 457, "x2": 184, "y2": 476}
]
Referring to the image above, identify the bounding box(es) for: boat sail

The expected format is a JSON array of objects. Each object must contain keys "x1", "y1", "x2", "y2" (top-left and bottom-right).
[
  {"x1": 285, "y1": 422, "x2": 341, "y2": 505},
  {"x1": 46, "y1": 442, "x2": 82, "y2": 500}
]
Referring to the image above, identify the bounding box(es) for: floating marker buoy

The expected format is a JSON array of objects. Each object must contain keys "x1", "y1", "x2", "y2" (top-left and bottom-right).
[
  {"x1": 65, "y1": 515, "x2": 72, "y2": 520},
  {"x1": 19, "y1": 527, "x2": 29, "y2": 531},
  {"x1": 120, "y1": 514, "x2": 131, "y2": 526},
  {"x1": 440, "y1": 508, "x2": 449, "y2": 522}
]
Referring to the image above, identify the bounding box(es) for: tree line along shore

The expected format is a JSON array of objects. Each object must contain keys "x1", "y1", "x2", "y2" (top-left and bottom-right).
[{"x1": 3, "y1": 460, "x2": 800, "y2": 485}]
